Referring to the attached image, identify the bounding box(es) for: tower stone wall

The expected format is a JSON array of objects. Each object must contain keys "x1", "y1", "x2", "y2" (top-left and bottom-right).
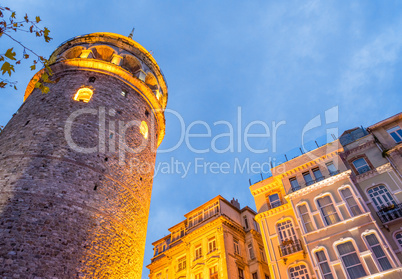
[{"x1": 0, "y1": 33, "x2": 167, "y2": 278}]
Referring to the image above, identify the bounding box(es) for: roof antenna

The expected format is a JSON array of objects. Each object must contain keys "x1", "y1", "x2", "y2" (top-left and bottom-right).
[{"x1": 128, "y1": 28, "x2": 135, "y2": 39}]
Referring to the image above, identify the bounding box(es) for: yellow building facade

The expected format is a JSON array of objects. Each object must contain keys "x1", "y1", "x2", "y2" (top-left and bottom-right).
[{"x1": 147, "y1": 196, "x2": 270, "y2": 279}]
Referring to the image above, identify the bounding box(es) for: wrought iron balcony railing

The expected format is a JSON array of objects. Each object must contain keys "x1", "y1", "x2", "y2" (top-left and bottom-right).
[
  {"x1": 377, "y1": 203, "x2": 402, "y2": 223},
  {"x1": 278, "y1": 239, "x2": 303, "y2": 257}
]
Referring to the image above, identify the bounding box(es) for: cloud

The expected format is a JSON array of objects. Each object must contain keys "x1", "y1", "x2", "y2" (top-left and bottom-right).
[{"x1": 339, "y1": 21, "x2": 402, "y2": 94}]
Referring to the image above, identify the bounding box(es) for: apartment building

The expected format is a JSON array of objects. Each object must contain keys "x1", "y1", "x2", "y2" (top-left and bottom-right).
[
  {"x1": 339, "y1": 113, "x2": 402, "y2": 264},
  {"x1": 251, "y1": 118, "x2": 402, "y2": 278},
  {"x1": 147, "y1": 196, "x2": 270, "y2": 279}
]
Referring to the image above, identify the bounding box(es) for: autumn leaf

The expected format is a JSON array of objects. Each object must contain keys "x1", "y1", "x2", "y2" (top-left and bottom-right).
[
  {"x1": 23, "y1": 54, "x2": 29, "y2": 59},
  {"x1": 1, "y1": 61, "x2": 15, "y2": 76},
  {"x1": 24, "y1": 14, "x2": 28, "y2": 22},
  {"x1": 10, "y1": 11, "x2": 15, "y2": 19},
  {"x1": 30, "y1": 64, "x2": 36, "y2": 71},
  {"x1": 13, "y1": 85, "x2": 17, "y2": 90},
  {"x1": 34, "y1": 81, "x2": 41, "y2": 88},
  {"x1": 41, "y1": 86, "x2": 49, "y2": 94},
  {"x1": 0, "y1": 81, "x2": 6, "y2": 88},
  {"x1": 35, "y1": 16, "x2": 41, "y2": 23},
  {"x1": 5, "y1": 48, "x2": 16, "y2": 60},
  {"x1": 41, "y1": 72, "x2": 49, "y2": 82}
]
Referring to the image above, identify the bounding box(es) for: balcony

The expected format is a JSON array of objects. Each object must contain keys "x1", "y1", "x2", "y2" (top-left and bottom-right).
[
  {"x1": 267, "y1": 198, "x2": 287, "y2": 210},
  {"x1": 377, "y1": 203, "x2": 402, "y2": 223},
  {"x1": 278, "y1": 239, "x2": 303, "y2": 257}
]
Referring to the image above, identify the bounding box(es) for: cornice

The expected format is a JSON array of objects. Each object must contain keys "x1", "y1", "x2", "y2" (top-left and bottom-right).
[
  {"x1": 354, "y1": 163, "x2": 393, "y2": 183},
  {"x1": 341, "y1": 139, "x2": 375, "y2": 158},
  {"x1": 285, "y1": 170, "x2": 352, "y2": 199}
]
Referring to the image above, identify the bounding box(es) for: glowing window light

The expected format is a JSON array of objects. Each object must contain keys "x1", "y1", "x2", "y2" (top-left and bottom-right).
[
  {"x1": 140, "y1": 121, "x2": 148, "y2": 139},
  {"x1": 73, "y1": 88, "x2": 93, "y2": 103}
]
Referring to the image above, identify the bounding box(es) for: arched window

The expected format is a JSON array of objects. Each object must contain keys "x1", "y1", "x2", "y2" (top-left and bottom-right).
[
  {"x1": 339, "y1": 187, "x2": 362, "y2": 217},
  {"x1": 277, "y1": 220, "x2": 302, "y2": 256},
  {"x1": 364, "y1": 233, "x2": 392, "y2": 271},
  {"x1": 336, "y1": 241, "x2": 366, "y2": 279},
  {"x1": 289, "y1": 264, "x2": 310, "y2": 279},
  {"x1": 73, "y1": 88, "x2": 93, "y2": 103},
  {"x1": 367, "y1": 185, "x2": 396, "y2": 210},
  {"x1": 314, "y1": 249, "x2": 334, "y2": 279},
  {"x1": 316, "y1": 195, "x2": 341, "y2": 226},
  {"x1": 395, "y1": 231, "x2": 402, "y2": 248},
  {"x1": 277, "y1": 220, "x2": 297, "y2": 243},
  {"x1": 140, "y1": 121, "x2": 148, "y2": 139},
  {"x1": 297, "y1": 204, "x2": 314, "y2": 233}
]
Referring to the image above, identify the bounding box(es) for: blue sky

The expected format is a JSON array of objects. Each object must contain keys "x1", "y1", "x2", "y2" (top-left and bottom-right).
[{"x1": 1, "y1": 1, "x2": 402, "y2": 278}]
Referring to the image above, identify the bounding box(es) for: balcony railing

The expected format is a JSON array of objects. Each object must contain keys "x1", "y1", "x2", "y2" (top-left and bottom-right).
[
  {"x1": 267, "y1": 198, "x2": 287, "y2": 210},
  {"x1": 278, "y1": 239, "x2": 303, "y2": 257},
  {"x1": 377, "y1": 203, "x2": 402, "y2": 223}
]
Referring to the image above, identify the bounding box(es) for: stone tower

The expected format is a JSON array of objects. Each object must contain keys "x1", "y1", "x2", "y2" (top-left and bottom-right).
[{"x1": 0, "y1": 33, "x2": 167, "y2": 278}]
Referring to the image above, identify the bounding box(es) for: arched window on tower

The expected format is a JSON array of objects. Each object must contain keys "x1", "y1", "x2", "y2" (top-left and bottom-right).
[
  {"x1": 73, "y1": 88, "x2": 93, "y2": 103},
  {"x1": 140, "y1": 121, "x2": 148, "y2": 139}
]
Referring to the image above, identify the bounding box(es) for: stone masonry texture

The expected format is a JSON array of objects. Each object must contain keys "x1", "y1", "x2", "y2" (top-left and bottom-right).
[{"x1": 0, "y1": 34, "x2": 165, "y2": 279}]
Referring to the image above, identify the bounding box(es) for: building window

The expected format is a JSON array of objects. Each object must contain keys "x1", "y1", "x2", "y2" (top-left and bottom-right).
[
  {"x1": 326, "y1": 162, "x2": 339, "y2": 176},
  {"x1": 315, "y1": 250, "x2": 334, "y2": 279},
  {"x1": 395, "y1": 231, "x2": 402, "y2": 249},
  {"x1": 244, "y1": 216, "x2": 249, "y2": 229},
  {"x1": 253, "y1": 219, "x2": 260, "y2": 232},
  {"x1": 265, "y1": 275, "x2": 269, "y2": 279},
  {"x1": 209, "y1": 266, "x2": 218, "y2": 279},
  {"x1": 289, "y1": 264, "x2": 310, "y2": 279},
  {"x1": 156, "y1": 272, "x2": 162, "y2": 279},
  {"x1": 252, "y1": 272, "x2": 258, "y2": 279},
  {"x1": 234, "y1": 239, "x2": 240, "y2": 255},
  {"x1": 277, "y1": 220, "x2": 297, "y2": 243},
  {"x1": 336, "y1": 241, "x2": 366, "y2": 279},
  {"x1": 195, "y1": 273, "x2": 203, "y2": 279},
  {"x1": 317, "y1": 195, "x2": 340, "y2": 226},
  {"x1": 238, "y1": 268, "x2": 244, "y2": 279},
  {"x1": 303, "y1": 172, "x2": 314, "y2": 186},
  {"x1": 352, "y1": 158, "x2": 371, "y2": 174},
  {"x1": 208, "y1": 237, "x2": 216, "y2": 253},
  {"x1": 290, "y1": 177, "x2": 300, "y2": 191},
  {"x1": 204, "y1": 202, "x2": 219, "y2": 219},
  {"x1": 367, "y1": 185, "x2": 396, "y2": 210},
  {"x1": 340, "y1": 187, "x2": 362, "y2": 217},
  {"x1": 140, "y1": 121, "x2": 148, "y2": 139},
  {"x1": 177, "y1": 256, "x2": 186, "y2": 272},
  {"x1": 259, "y1": 246, "x2": 266, "y2": 262},
  {"x1": 268, "y1": 193, "x2": 281, "y2": 209},
  {"x1": 248, "y1": 243, "x2": 255, "y2": 260},
  {"x1": 312, "y1": 167, "x2": 324, "y2": 181},
  {"x1": 195, "y1": 245, "x2": 202, "y2": 260},
  {"x1": 297, "y1": 204, "x2": 314, "y2": 233},
  {"x1": 365, "y1": 233, "x2": 392, "y2": 271},
  {"x1": 73, "y1": 87, "x2": 93, "y2": 103},
  {"x1": 387, "y1": 126, "x2": 402, "y2": 143}
]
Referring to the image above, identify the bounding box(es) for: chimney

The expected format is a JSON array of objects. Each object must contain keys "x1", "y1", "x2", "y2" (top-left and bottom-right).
[{"x1": 231, "y1": 198, "x2": 240, "y2": 210}]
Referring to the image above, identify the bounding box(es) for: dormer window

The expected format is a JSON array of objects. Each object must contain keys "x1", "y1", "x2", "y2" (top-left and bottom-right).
[{"x1": 387, "y1": 126, "x2": 402, "y2": 143}]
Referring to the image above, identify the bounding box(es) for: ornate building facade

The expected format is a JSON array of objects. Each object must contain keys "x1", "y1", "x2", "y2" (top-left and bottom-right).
[
  {"x1": 0, "y1": 33, "x2": 167, "y2": 278},
  {"x1": 250, "y1": 113, "x2": 402, "y2": 279},
  {"x1": 147, "y1": 196, "x2": 270, "y2": 279}
]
